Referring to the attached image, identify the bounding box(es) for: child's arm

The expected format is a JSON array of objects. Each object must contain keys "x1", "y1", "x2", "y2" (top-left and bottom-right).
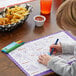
[
  {"x1": 50, "y1": 41, "x2": 76, "y2": 54},
  {"x1": 47, "y1": 56, "x2": 76, "y2": 76},
  {"x1": 60, "y1": 41, "x2": 76, "y2": 54}
]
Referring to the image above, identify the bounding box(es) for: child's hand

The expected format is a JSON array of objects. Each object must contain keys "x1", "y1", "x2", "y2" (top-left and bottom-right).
[
  {"x1": 38, "y1": 54, "x2": 51, "y2": 66},
  {"x1": 50, "y1": 43, "x2": 62, "y2": 53}
]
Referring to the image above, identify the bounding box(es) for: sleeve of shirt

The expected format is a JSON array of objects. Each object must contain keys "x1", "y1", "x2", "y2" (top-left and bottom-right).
[
  {"x1": 60, "y1": 41, "x2": 76, "y2": 54},
  {"x1": 47, "y1": 56, "x2": 76, "y2": 76}
]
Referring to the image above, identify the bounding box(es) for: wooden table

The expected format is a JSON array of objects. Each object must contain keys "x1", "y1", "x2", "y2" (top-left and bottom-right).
[{"x1": 0, "y1": 0, "x2": 62, "y2": 76}]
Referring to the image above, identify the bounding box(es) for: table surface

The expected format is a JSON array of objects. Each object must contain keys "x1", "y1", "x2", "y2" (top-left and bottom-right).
[{"x1": 0, "y1": 0, "x2": 62, "y2": 76}]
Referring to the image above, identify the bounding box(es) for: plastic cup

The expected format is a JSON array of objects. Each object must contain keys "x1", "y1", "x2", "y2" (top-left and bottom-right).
[{"x1": 40, "y1": 0, "x2": 52, "y2": 14}]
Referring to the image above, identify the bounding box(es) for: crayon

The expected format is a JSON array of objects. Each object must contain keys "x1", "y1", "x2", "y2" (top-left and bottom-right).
[
  {"x1": 1, "y1": 42, "x2": 24, "y2": 53},
  {"x1": 50, "y1": 39, "x2": 59, "y2": 55}
]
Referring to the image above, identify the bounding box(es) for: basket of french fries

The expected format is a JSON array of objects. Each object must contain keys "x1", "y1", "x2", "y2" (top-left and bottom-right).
[{"x1": 0, "y1": 3, "x2": 32, "y2": 31}]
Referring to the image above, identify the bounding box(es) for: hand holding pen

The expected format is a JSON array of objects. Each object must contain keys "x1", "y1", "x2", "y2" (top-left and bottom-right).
[{"x1": 50, "y1": 39, "x2": 62, "y2": 55}]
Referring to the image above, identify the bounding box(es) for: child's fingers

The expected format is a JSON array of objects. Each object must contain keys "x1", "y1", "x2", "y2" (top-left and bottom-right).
[
  {"x1": 38, "y1": 55, "x2": 44, "y2": 64},
  {"x1": 50, "y1": 43, "x2": 62, "y2": 53},
  {"x1": 50, "y1": 44, "x2": 60, "y2": 53},
  {"x1": 38, "y1": 54, "x2": 51, "y2": 65},
  {"x1": 39, "y1": 55, "x2": 44, "y2": 60},
  {"x1": 38, "y1": 59, "x2": 43, "y2": 64},
  {"x1": 50, "y1": 44, "x2": 59, "y2": 49},
  {"x1": 39, "y1": 54, "x2": 46, "y2": 58},
  {"x1": 38, "y1": 54, "x2": 47, "y2": 62}
]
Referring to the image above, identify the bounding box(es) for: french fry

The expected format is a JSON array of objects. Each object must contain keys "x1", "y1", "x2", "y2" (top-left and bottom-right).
[{"x1": 0, "y1": 5, "x2": 29, "y2": 25}]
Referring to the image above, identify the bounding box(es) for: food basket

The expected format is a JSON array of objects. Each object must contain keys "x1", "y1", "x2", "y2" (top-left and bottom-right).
[{"x1": 0, "y1": 3, "x2": 32, "y2": 31}]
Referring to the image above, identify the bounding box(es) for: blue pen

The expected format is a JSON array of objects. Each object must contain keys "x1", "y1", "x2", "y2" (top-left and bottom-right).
[{"x1": 50, "y1": 39, "x2": 59, "y2": 55}]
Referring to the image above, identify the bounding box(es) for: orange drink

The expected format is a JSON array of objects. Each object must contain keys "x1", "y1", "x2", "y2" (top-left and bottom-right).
[{"x1": 40, "y1": 0, "x2": 52, "y2": 14}]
